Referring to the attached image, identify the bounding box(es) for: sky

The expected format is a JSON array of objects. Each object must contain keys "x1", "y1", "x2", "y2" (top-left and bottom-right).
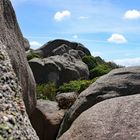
[{"x1": 11, "y1": 0, "x2": 140, "y2": 66}]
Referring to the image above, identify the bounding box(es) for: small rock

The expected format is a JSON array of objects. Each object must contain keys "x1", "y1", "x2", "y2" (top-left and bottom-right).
[{"x1": 56, "y1": 92, "x2": 78, "y2": 109}]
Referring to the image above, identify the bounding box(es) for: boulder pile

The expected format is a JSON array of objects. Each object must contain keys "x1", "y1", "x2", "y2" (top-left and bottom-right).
[{"x1": 28, "y1": 39, "x2": 90, "y2": 85}]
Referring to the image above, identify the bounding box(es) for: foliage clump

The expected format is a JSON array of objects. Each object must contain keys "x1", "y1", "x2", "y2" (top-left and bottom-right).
[
  {"x1": 82, "y1": 55, "x2": 121, "y2": 79},
  {"x1": 36, "y1": 82, "x2": 57, "y2": 100},
  {"x1": 89, "y1": 64, "x2": 111, "y2": 78},
  {"x1": 58, "y1": 78, "x2": 97, "y2": 94},
  {"x1": 82, "y1": 55, "x2": 98, "y2": 70},
  {"x1": 27, "y1": 50, "x2": 42, "y2": 60}
]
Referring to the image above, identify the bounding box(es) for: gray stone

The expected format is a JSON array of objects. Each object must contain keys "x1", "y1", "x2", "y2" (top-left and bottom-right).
[
  {"x1": 36, "y1": 39, "x2": 91, "y2": 58},
  {"x1": 29, "y1": 54, "x2": 89, "y2": 85},
  {"x1": 30, "y1": 100, "x2": 64, "y2": 140},
  {"x1": 0, "y1": 0, "x2": 36, "y2": 115},
  {"x1": 28, "y1": 39, "x2": 91, "y2": 85},
  {"x1": 0, "y1": 43, "x2": 39, "y2": 139},
  {"x1": 56, "y1": 92, "x2": 78, "y2": 109},
  {"x1": 23, "y1": 37, "x2": 30, "y2": 51},
  {"x1": 57, "y1": 66, "x2": 140, "y2": 138},
  {"x1": 52, "y1": 44, "x2": 70, "y2": 56},
  {"x1": 59, "y1": 94, "x2": 140, "y2": 140}
]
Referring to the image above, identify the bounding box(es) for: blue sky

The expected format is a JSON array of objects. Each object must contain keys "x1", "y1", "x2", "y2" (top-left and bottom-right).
[{"x1": 11, "y1": 0, "x2": 140, "y2": 66}]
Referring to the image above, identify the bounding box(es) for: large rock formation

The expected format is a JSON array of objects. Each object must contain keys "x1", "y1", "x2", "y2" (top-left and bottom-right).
[
  {"x1": 0, "y1": 43, "x2": 39, "y2": 139},
  {"x1": 59, "y1": 94, "x2": 140, "y2": 140},
  {"x1": 29, "y1": 41, "x2": 90, "y2": 85},
  {"x1": 29, "y1": 54, "x2": 89, "y2": 85},
  {"x1": 0, "y1": 0, "x2": 36, "y2": 115},
  {"x1": 36, "y1": 39, "x2": 91, "y2": 58},
  {"x1": 30, "y1": 100, "x2": 64, "y2": 140},
  {"x1": 57, "y1": 66, "x2": 140, "y2": 138}
]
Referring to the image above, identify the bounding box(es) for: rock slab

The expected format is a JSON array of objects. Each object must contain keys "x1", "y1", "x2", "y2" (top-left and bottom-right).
[
  {"x1": 30, "y1": 100, "x2": 64, "y2": 140},
  {"x1": 59, "y1": 94, "x2": 140, "y2": 140},
  {"x1": 0, "y1": 43, "x2": 39, "y2": 139},
  {"x1": 57, "y1": 67, "x2": 140, "y2": 138},
  {"x1": 0, "y1": 0, "x2": 36, "y2": 115}
]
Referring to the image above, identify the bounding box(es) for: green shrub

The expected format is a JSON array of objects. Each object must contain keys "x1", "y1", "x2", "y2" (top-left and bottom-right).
[
  {"x1": 36, "y1": 82, "x2": 57, "y2": 100},
  {"x1": 107, "y1": 61, "x2": 122, "y2": 69},
  {"x1": 27, "y1": 51, "x2": 42, "y2": 60},
  {"x1": 82, "y1": 56, "x2": 98, "y2": 70},
  {"x1": 89, "y1": 64, "x2": 111, "y2": 79},
  {"x1": 58, "y1": 79, "x2": 97, "y2": 94},
  {"x1": 95, "y1": 56, "x2": 105, "y2": 65}
]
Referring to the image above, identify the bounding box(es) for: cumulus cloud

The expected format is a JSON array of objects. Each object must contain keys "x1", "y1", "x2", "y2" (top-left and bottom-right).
[
  {"x1": 54, "y1": 10, "x2": 71, "y2": 21},
  {"x1": 113, "y1": 57, "x2": 140, "y2": 67},
  {"x1": 72, "y1": 35, "x2": 78, "y2": 39},
  {"x1": 30, "y1": 41, "x2": 42, "y2": 49},
  {"x1": 124, "y1": 10, "x2": 140, "y2": 19},
  {"x1": 107, "y1": 34, "x2": 127, "y2": 44}
]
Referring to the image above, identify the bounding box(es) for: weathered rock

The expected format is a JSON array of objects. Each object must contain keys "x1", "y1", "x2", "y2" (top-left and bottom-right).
[
  {"x1": 0, "y1": 0, "x2": 36, "y2": 115},
  {"x1": 28, "y1": 39, "x2": 90, "y2": 85},
  {"x1": 57, "y1": 66, "x2": 140, "y2": 138},
  {"x1": 30, "y1": 100, "x2": 65, "y2": 140},
  {"x1": 23, "y1": 37, "x2": 30, "y2": 51},
  {"x1": 52, "y1": 44, "x2": 70, "y2": 56},
  {"x1": 29, "y1": 54, "x2": 89, "y2": 85},
  {"x1": 59, "y1": 94, "x2": 140, "y2": 140},
  {"x1": 0, "y1": 43, "x2": 39, "y2": 139},
  {"x1": 56, "y1": 92, "x2": 78, "y2": 109},
  {"x1": 36, "y1": 39, "x2": 91, "y2": 58}
]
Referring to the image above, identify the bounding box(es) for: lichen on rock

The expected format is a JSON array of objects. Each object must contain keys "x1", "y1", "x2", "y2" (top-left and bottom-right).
[{"x1": 0, "y1": 42, "x2": 39, "y2": 139}]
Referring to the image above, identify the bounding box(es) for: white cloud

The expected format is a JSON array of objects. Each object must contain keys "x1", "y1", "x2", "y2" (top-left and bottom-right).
[
  {"x1": 79, "y1": 16, "x2": 89, "y2": 19},
  {"x1": 124, "y1": 10, "x2": 140, "y2": 19},
  {"x1": 113, "y1": 57, "x2": 140, "y2": 67},
  {"x1": 107, "y1": 34, "x2": 127, "y2": 44},
  {"x1": 72, "y1": 35, "x2": 78, "y2": 39},
  {"x1": 54, "y1": 10, "x2": 71, "y2": 21},
  {"x1": 29, "y1": 41, "x2": 42, "y2": 49}
]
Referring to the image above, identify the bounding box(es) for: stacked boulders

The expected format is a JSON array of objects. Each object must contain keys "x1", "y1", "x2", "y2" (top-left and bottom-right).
[{"x1": 28, "y1": 39, "x2": 90, "y2": 85}]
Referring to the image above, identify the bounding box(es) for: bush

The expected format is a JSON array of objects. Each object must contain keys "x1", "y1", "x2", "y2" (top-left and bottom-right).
[
  {"x1": 27, "y1": 51, "x2": 42, "y2": 60},
  {"x1": 95, "y1": 56, "x2": 105, "y2": 65},
  {"x1": 107, "y1": 61, "x2": 122, "y2": 69},
  {"x1": 58, "y1": 79, "x2": 97, "y2": 94},
  {"x1": 82, "y1": 56, "x2": 98, "y2": 70},
  {"x1": 89, "y1": 64, "x2": 111, "y2": 79},
  {"x1": 36, "y1": 82, "x2": 57, "y2": 100}
]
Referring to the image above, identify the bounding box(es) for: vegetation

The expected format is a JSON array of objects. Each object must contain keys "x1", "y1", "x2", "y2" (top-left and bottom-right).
[
  {"x1": 82, "y1": 55, "x2": 121, "y2": 79},
  {"x1": 58, "y1": 78, "x2": 97, "y2": 94},
  {"x1": 35, "y1": 55, "x2": 121, "y2": 101},
  {"x1": 89, "y1": 64, "x2": 111, "y2": 79},
  {"x1": 27, "y1": 50, "x2": 42, "y2": 60},
  {"x1": 82, "y1": 55, "x2": 98, "y2": 70},
  {"x1": 36, "y1": 82, "x2": 57, "y2": 100},
  {"x1": 36, "y1": 78, "x2": 98, "y2": 100}
]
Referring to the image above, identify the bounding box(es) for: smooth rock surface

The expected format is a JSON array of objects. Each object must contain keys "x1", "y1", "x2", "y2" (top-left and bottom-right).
[
  {"x1": 57, "y1": 67, "x2": 140, "y2": 137},
  {"x1": 30, "y1": 100, "x2": 64, "y2": 140},
  {"x1": 59, "y1": 94, "x2": 140, "y2": 140}
]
